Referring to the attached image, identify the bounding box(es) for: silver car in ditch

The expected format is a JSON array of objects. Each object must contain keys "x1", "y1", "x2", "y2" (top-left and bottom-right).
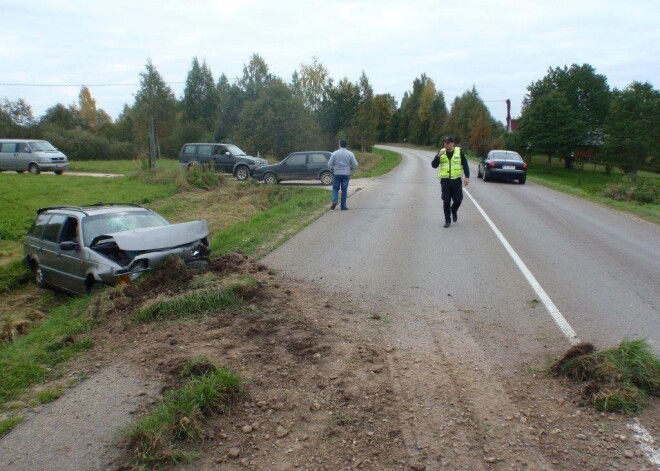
[{"x1": 23, "y1": 203, "x2": 210, "y2": 295}]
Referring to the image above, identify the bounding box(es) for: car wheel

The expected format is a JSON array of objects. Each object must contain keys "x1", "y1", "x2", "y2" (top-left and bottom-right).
[
  {"x1": 87, "y1": 280, "x2": 105, "y2": 296},
  {"x1": 519, "y1": 176, "x2": 526, "y2": 184},
  {"x1": 477, "y1": 166, "x2": 483, "y2": 178},
  {"x1": 187, "y1": 161, "x2": 201, "y2": 171},
  {"x1": 33, "y1": 262, "x2": 46, "y2": 288},
  {"x1": 320, "y1": 172, "x2": 333, "y2": 185},
  {"x1": 264, "y1": 172, "x2": 278, "y2": 184},
  {"x1": 482, "y1": 170, "x2": 489, "y2": 182},
  {"x1": 235, "y1": 166, "x2": 249, "y2": 181},
  {"x1": 28, "y1": 163, "x2": 40, "y2": 174}
]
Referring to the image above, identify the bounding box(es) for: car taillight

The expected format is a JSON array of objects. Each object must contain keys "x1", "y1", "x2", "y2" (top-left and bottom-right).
[
  {"x1": 522, "y1": 162, "x2": 528, "y2": 170},
  {"x1": 488, "y1": 161, "x2": 496, "y2": 168}
]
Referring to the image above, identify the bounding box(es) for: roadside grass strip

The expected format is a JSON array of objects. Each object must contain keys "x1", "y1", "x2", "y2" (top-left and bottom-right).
[
  {"x1": 355, "y1": 148, "x2": 401, "y2": 178},
  {"x1": 551, "y1": 339, "x2": 660, "y2": 414},
  {"x1": 210, "y1": 188, "x2": 329, "y2": 257},
  {"x1": 0, "y1": 416, "x2": 25, "y2": 437},
  {"x1": 134, "y1": 278, "x2": 256, "y2": 323},
  {"x1": 0, "y1": 297, "x2": 94, "y2": 406},
  {"x1": 125, "y1": 360, "x2": 241, "y2": 467}
]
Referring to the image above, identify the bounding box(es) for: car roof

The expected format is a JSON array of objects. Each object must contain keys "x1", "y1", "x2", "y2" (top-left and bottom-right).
[
  {"x1": 0, "y1": 139, "x2": 47, "y2": 143},
  {"x1": 289, "y1": 151, "x2": 331, "y2": 154},
  {"x1": 37, "y1": 203, "x2": 148, "y2": 216}
]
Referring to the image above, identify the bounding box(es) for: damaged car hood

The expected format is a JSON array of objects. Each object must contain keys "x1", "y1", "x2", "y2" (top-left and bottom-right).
[{"x1": 102, "y1": 220, "x2": 209, "y2": 251}]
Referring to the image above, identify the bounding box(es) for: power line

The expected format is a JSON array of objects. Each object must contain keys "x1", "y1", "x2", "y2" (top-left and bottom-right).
[{"x1": 0, "y1": 82, "x2": 185, "y2": 87}]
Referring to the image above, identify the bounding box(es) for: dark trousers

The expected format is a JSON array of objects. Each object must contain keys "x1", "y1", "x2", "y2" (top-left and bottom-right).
[{"x1": 441, "y1": 178, "x2": 463, "y2": 222}]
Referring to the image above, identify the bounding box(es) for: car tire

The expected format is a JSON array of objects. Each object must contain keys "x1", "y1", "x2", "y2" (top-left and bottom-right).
[
  {"x1": 264, "y1": 172, "x2": 278, "y2": 184},
  {"x1": 87, "y1": 280, "x2": 105, "y2": 296},
  {"x1": 482, "y1": 170, "x2": 489, "y2": 182},
  {"x1": 235, "y1": 166, "x2": 249, "y2": 181},
  {"x1": 519, "y1": 176, "x2": 526, "y2": 184},
  {"x1": 320, "y1": 172, "x2": 333, "y2": 186},
  {"x1": 187, "y1": 161, "x2": 201, "y2": 171},
  {"x1": 28, "y1": 163, "x2": 40, "y2": 174},
  {"x1": 477, "y1": 166, "x2": 483, "y2": 178},
  {"x1": 32, "y1": 262, "x2": 46, "y2": 288}
]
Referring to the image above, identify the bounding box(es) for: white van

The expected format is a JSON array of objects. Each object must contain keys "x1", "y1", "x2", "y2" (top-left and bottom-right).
[{"x1": 0, "y1": 139, "x2": 69, "y2": 174}]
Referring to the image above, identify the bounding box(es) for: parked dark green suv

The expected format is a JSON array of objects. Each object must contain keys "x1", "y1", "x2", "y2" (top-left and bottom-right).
[{"x1": 178, "y1": 143, "x2": 268, "y2": 181}]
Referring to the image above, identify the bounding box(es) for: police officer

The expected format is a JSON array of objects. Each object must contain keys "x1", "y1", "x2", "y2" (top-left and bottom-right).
[{"x1": 432, "y1": 136, "x2": 470, "y2": 228}]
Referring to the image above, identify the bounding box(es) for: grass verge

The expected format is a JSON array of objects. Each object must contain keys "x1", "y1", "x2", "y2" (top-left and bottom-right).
[
  {"x1": 0, "y1": 260, "x2": 31, "y2": 294},
  {"x1": 551, "y1": 339, "x2": 660, "y2": 413},
  {"x1": 355, "y1": 148, "x2": 401, "y2": 178},
  {"x1": 0, "y1": 297, "x2": 94, "y2": 407},
  {"x1": 125, "y1": 360, "x2": 240, "y2": 468},
  {"x1": 210, "y1": 187, "x2": 329, "y2": 257},
  {"x1": 0, "y1": 416, "x2": 25, "y2": 437},
  {"x1": 134, "y1": 278, "x2": 256, "y2": 322}
]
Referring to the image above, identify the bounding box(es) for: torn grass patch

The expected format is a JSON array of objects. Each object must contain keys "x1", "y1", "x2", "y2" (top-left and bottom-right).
[
  {"x1": 134, "y1": 278, "x2": 256, "y2": 322},
  {"x1": 124, "y1": 362, "x2": 240, "y2": 467},
  {"x1": 552, "y1": 339, "x2": 660, "y2": 413}
]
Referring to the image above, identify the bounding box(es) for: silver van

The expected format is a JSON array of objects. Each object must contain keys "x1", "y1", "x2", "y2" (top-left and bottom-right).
[{"x1": 0, "y1": 139, "x2": 69, "y2": 174}]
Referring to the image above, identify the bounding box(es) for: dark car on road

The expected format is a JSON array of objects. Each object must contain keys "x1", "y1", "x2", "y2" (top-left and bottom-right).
[
  {"x1": 477, "y1": 150, "x2": 528, "y2": 184},
  {"x1": 178, "y1": 143, "x2": 268, "y2": 181},
  {"x1": 24, "y1": 203, "x2": 210, "y2": 295},
  {"x1": 252, "y1": 151, "x2": 333, "y2": 185}
]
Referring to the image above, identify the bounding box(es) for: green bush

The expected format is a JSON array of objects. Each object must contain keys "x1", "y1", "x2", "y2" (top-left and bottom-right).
[
  {"x1": 603, "y1": 175, "x2": 659, "y2": 204},
  {"x1": 108, "y1": 141, "x2": 136, "y2": 160},
  {"x1": 44, "y1": 128, "x2": 111, "y2": 161}
]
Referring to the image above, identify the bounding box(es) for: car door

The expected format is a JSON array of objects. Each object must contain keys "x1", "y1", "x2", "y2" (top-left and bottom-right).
[
  {"x1": 0, "y1": 142, "x2": 17, "y2": 171},
  {"x1": 196, "y1": 145, "x2": 214, "y2": 169},
  {"x1": 279, "y1": 153, "x2": 307, "y2": 180},
  {"x1": 38, "y1": 214, "x2": 69, "y2": 289},
  {"x1": 307, "y1": 153, "x2": 328, "y2": 179},
  {"x1": 214, "y1": 145, "x2": 234, "y2": 173},
  {"x1": 56, "y1": 216, "x2": 87, "y2": 294}
]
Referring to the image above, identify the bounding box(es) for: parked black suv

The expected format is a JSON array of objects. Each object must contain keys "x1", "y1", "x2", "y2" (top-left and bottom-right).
[
  {"x1": 178, "y1": 143, "x2": 268, "y2": 181},
  {"x1": 252, "y1": 151, "x2": 333, "y2": 185}
]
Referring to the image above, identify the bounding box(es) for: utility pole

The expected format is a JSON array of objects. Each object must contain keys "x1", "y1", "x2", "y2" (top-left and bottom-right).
[{"x1": 148, "y1": 117, "x2": 159, "y2": 169}]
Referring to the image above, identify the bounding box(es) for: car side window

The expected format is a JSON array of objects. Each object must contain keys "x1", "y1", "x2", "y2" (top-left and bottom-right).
[
  {"x1": 287, "y1": 154, "x2": 306, "y2": 165},
  {"x1": 28, "y1": 213, "x2": 51, "y2": 238},
  {"x1": 198, "y1": 145, "x2": 213, "y2": 156},
  {"x1": 309, "y1": 153, "x2": 327, "y2": 164},
  {"x1": 60, "y1": 217, "x2": 79, "y2": 242},
  {"x1": 1, "y1": 143, "x2": 17, "y2": 153},
  {"x1": 42, "y1": 214, "x2": 68, "y2": 243},
  {"x1": 183, "y1": 145, "x2": 197, "y2": 154}
]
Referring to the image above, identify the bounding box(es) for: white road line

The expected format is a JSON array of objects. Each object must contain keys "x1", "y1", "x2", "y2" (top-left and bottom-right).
[
  {"x1": 465, "y1": 188, "x2": 660, "y2": 470},
  {"x1": 464, "y1": 189, "x2": 580, "y2": 344}
]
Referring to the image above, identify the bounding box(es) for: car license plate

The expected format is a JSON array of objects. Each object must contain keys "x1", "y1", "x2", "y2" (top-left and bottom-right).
[{"x1": 503, "y1": 165, "x2": 516, "y2": 170}]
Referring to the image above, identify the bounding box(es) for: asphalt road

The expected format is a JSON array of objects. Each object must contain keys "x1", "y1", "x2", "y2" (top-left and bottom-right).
[{"x1": 264, "y1": 145, "x2": 660, "y2": 359}]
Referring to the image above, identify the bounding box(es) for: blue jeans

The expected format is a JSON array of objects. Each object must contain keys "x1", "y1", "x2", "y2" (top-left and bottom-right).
[{"x1": 332, "y1": 174, "x2": 350, "y2": 209}]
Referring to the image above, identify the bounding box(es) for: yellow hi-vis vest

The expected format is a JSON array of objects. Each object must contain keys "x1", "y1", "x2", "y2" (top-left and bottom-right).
[{"x1": 438, "y1": 146, "x2": 463, "y2": 179}]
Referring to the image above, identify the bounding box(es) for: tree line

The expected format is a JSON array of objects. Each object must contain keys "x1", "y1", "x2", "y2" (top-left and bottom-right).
[{"x1": 1, "y1": 56, "x2": 657, "y2": 179}]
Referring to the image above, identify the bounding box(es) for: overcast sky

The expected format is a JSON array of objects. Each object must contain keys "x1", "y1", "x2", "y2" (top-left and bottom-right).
[{"x1": 1, "y1": 0, "x2": 658, "y2": 125}]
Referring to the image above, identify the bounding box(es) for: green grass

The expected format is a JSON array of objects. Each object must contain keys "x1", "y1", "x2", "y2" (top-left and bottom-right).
[
  {"x1": 0, "y1": 259, "x2": 31, "y2": 293},
  {"x1": 210, "y1": 187, "x2": 330, "y2": 257},
  {"x1": 134, "y1": 279, "x2": 255, "y2": 322},
  {"x1": 0, "y1": 173, "x2": 178, "y2": 241},
  {"x1": 36, "y1": 386, "x2": 65, "y2": 404},
  {"x1": 354, "y1": 148, "x2": 402, "y2": 178},
  {"x1": 552, "y1": 339, "x2": 660, "y2": 413},
  {"x1": 0, "y1": 416, "x2": 24, "y2": 437},
  {"x1": 125, "y1": 361, "x2": 240, "y2": 468},
  {"x1": 0, "y1": 297, "x2": 94, "y2": 406},
  {"x1": 69, "y1": 158, "x2": 180, "y2": 174}
]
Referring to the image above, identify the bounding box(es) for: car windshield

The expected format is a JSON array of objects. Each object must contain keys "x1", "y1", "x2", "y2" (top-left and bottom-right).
[
  {"x1": 29, "y1": 141, "x2": 58, "y2": 152},
  {"x1": 82, "y1": 211, "x2": 169, "y2": 246},
  {"x1": 225, "y1": 144, "x2": 246, "y2": 156},
  {"x1": 491, "y1": 151, "x2": 522, "y2": 161}
]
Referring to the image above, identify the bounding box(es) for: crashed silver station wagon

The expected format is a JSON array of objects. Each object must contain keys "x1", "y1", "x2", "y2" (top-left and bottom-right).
[{"x1": 23, "y1": 203, "x2": 210, "y2": 295}]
